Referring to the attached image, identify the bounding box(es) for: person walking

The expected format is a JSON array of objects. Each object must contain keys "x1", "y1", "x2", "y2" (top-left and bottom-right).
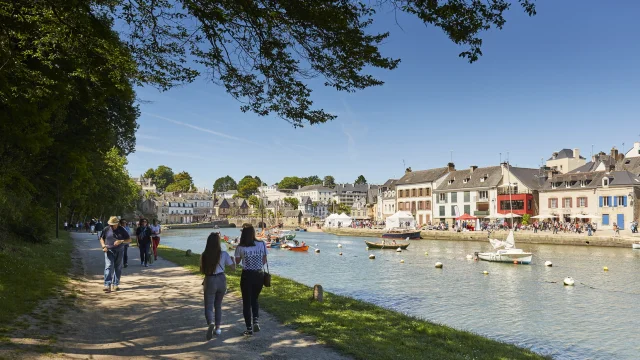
[
  {"x1": 120, "y1": 219, "x2": 132, "y2": 268},
  {"x1": 100, "y1": 216, "x2": 131, "y2": 292},
  {"x1": 136, "y1": 219, "x2": 153, "y2": 267},
  {"x1": 150, "y1": 219, "x2": 162, "y2": 261},
  {"x1": 200, "y1": 232, "x2": 235, "y2": 340},
  {"x1": 95, "y1": 220, "x2": 104, "y2": 239},
  {"x1": 234, "y1": 224, "x2": 268, "y2": 336}
]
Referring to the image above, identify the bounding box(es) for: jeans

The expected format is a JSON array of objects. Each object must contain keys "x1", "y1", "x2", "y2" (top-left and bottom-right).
[
  {"x1": 240, "y1": 270, "x2": 264, "y2": 329},
  {"x1": 139, "y1": 241, "x2": 151, "y2": 265},
  {"x1": 588, "y1": 228, "x2": 592, "y2": 236},
  {"x1": 123, "y1": 244, "x2": 129, "y2": 264},
  {"x1": 152, "y1": 236, "x2": 160, "y2": 259},
  {"x1": 104, "y1": 248, "x2": 124, "y2": 286},
  {"x1": 204, "y1": 274, "x2": 227, "y2": 327}
]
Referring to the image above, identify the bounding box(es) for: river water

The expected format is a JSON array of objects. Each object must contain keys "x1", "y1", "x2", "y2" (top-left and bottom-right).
[{"x1": 160, "y1": 228, "x2": 639, "y2": 359}]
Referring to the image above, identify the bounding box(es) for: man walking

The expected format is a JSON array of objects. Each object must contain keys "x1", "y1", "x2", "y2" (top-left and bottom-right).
[
  {"x1": 100, "y1": 216, "x2": 131, "y2": 292},
  {"x1": 95, "y1": 220, "x2": 104, "y2": 239}
]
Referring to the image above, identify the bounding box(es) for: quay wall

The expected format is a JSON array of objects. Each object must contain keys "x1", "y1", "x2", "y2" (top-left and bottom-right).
[{"x1": 322, "y1": 227, "x2": 636, "y2": 248}]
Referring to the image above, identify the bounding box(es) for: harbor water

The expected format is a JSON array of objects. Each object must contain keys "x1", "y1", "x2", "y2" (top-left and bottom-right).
[{"x1": 160, "y1": 228, "x2": 639, "y2": 360}]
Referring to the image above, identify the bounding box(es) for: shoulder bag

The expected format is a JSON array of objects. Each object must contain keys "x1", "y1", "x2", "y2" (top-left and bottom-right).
[{"x1": 262, "y1": 241, "x2": 271, "y2": 287}]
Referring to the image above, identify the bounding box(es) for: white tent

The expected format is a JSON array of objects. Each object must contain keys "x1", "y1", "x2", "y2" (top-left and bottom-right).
[
  {"x1": 336, "y1": 213, "x2": 352, "y2": 227},
  {"x1": 324, "y1": 213, "x2": 339, "y2": 227},
  {"x1": 385, "y1": 211, "x2": 416, "y2": 230}
]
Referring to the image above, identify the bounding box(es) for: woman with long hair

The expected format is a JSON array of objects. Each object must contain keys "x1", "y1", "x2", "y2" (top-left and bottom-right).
[
  {"x1": 135, "y1": 219, "x2": 152, "y2": 267},
  {"x1": 234, "y1": 224, "x2": 268, "y2": 336},
  {"x1": 201, "y1": 232, "x2": 235, "y2": 340}
]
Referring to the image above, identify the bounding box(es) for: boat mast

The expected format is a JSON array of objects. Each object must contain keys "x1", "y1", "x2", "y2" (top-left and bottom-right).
[{"x1": 506, "y1": 158, "x2": 514, "y2": 229}]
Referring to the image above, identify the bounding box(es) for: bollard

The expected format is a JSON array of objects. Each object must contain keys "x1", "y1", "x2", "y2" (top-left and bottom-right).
[
  {"x1": 185, "y1": 249, "x2": 192, "y2": 257},
  {"x1": 313, "y1": 284, "x2": 324, "y2": 302}
]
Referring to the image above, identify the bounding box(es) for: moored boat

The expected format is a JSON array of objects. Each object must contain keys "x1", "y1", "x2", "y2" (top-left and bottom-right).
[
  {"x1": 477, "y1": 231, "x2": 533, "y2": 264},
  {"x1": 288, "y1": 245, "x2": 309, "y2": 252},
  {"x1": 632, "y1": 242, "x2": 640, "y2": 250},
  {"x1": 381, "y1": 229, "x2": 421, "y2": 239},
  {"x1": 365, "y1": 240, "x2": 410, "y2": 249}
]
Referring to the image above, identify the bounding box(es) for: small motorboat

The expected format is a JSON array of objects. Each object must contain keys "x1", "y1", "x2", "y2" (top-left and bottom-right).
[
  {"x1": 288, "y1": 245, "x2": 309, "y2": 252},
  {"x1": 364, "y1": 240, "x2": 410, "y2": 250},
  {"x1": 267, "y1": 242, "x2": 282, "y2": 249},
  {"x1": 632, "y1": 242, "x2": 640, "y2": 250}
]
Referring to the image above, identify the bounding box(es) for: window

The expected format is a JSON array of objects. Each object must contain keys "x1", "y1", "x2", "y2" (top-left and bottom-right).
[
  {"x1": 425, "y1": 200, "x2": 431, "y2": 210},
  {"x1": 464, "y1": 191, "x2": 470, "y2": 202},
  {"x1": 617, "y1": 196, "x2": 625, "y2": 207},
  {"x1": 439, "y1": 193, "x2": 447, "y2": 203},
  {"x1": 550, "y1": 198, "x2": 558, "y2": 209},
  {"x1": 528, "y1": 199, "x2": 532, "y2": 210},
  {"x1": 451, "y1": 192, "x2": 458, "y2": 203},
  {"x1": 419, "y1": 188, "x2": 423, "y2": 197},
  {"x1": 417, "y1": 201, "x2": 423, "y2": 210},
  {"x1": 439, "y1": 206, "x2": 445, "y2": 217},
  {"x1": 601, "y1": 196, "x2": 610, "y2": 207},
  {"x1": 603, "y1": 178, "x2": 609, "y2": 187},
  {"x1": 398, "y1": 202, "x2": 404, "y2": 210},
  {"x1": 478, "y1": 191, "x2": 489, "y2": 200},
  {"x1": 464, "y1": 205, "x2": 471, "y2": 215},
  {"x1": 425, "y1": 188, "x2": 431, "y2": 196},
  {"x1": 501, "y1": 200, "x2": 524, "y2": 210},
  {"x1": 578, "y1": 197, "x2": 587, "y2": 207},
  {"x1": 563, "y1": 198, "x2": 572, "y2": 208},
  {"x1": 398, "y1": 190, "x2": 403, "y2": 198},
  {"x1": 412, "y1": 189, "x2": 417, "y2": 197},
  {"x1": 451, "y1": 205, "x2": 456, "y2": 216}
]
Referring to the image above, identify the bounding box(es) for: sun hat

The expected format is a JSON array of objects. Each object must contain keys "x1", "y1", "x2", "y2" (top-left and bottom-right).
[{"x1": 107, "y1": 216, "x2": 120, "y2": 225}]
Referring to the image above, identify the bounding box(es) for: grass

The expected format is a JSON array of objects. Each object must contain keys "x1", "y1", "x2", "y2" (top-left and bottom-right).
[
  {"x1": 159, "y1": 245, "x2": 548, "y2": 360},
  {"x1": 0, "y1": 232, "x2": 73, "y2": 327}
]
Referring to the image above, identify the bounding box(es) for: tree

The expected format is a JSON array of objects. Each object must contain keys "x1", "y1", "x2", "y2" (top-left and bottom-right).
[
  {"x1": 110, "y1": 0, "x2": 534, "y2": 127},
  {"x1": 337, "y1": 203, "x2": 352, "y2": 215},
  {"x1": 304, "y1": 175, "x2": 323, "y2": 185},
  {"x1": 522, "y1": 214, "x2": 531, "y2": 226},
  {"x1": 166, "y1": 171, "x2": 194, "y2": 192},
  {"x1": 354, "y1": 175, "x2": 367, "y2": 185},
  {"x1": 237, "y1": 176, "x2": 260, "y2": 198},
  {"x1": 277, "y1": 176, "x2": 306, "y2": 190},
  {"x1": 143, "y1": 168, "x2": 155, "y2": 179},
  {"x1": 213, "y1": 176, "x2": 238, "y2": 192},
  {"x1": 284, "y1": 197, "x2": 299, "y2": 210},
  {"x1": 248, "y1": 195, "x2": 260, "y2": 208},
  {"x1": 149, "y1": 165, "x2": 175, "y2": 192},
  {"x1": 323, "y1": 176, "x2": 336, "y2": 187}
]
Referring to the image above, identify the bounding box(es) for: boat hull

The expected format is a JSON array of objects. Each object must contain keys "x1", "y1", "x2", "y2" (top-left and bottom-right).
[
  {"x1": 477, "y1": 251, "x2": 532, "y2": 264},
  {"x1": 288, "y1": 245, "x2": 309, "y2": 252},
  {"x1": 365, "y1": 241, "x2": 410, "y2": 249},
  {"x1": 381, "y1": 231, "x2": 421, "y2": 240}
]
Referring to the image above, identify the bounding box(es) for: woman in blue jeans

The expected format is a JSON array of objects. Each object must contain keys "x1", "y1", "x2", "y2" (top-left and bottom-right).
[
  {"x1": 200, "y1": 232, "x2": 235, "y2": 340},
  {"x1": 136, "y1": 219, "x2": 152, "y2": 267},
  {"x1": 234, "y1": 224, "x2": 268, "y2": 336}
]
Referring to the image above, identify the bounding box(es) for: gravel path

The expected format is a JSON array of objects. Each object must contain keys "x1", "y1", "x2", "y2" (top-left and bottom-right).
[{"x1": 7, "y1": 232, "x2": 350, "y2": 359}]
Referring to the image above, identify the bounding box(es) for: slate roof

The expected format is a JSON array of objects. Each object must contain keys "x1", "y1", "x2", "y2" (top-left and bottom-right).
[
  {"x1": 541, "y1": 170, "x2": 640, "y2": 191},
  {"x1": 509, "y1": 167, "x2": 547, "y2": 190},
  {"x1": 294, "y1": 185, "x2": 334, "y2": 192},
  {"x1": 300, "y1": 196, "x2": 312, "y2": 205},
  {"x1": 547, "y1": 149, "x2": 586, "y2": 161},
  {"x1": 571, "y1": 156, "x2": 640, "y2": 175},
  {"x1": 381, "y1": 179, "x2": 398, "y2": 188},
  {"x1": 436, "y1": 166, "x2": 503, "y2": 191},
  {"x1": 284, "y1": 210, "x2": 302, "y2": 217},
  {"x1": 333, "y1": 184, "x2": 378, "y2": 194},
  {"x1": 397, "y1": 167, "x2": 449, "y2": 186}
]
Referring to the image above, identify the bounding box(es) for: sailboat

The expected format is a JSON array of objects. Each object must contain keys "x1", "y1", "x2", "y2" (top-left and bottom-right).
[{"x1": 477, "y1": 160, "x2": 533, "y2": 265}]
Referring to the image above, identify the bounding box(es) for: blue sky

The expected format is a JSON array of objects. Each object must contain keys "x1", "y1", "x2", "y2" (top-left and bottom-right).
[{"x1": 127, "y1": 0, "x2": 640, "y2": 190}]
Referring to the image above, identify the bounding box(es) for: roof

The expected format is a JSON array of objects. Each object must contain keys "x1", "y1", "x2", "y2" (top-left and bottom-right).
[
  {"x1": 509, "y1": 167, "x2": 547, "y2": 190},
  {"x1": 547, "y1": 149, "x2": 586, "y2": 161},
  {"x1": 294, "y1": 185, "x2": 334, "y2": 192},
  {"x1": 571, "y1": 155, "x2": 640, "y2": 176},
  {"x1": 300, "y1": 196, "x2": 312, "y2": 204},
  {"x1": 381, "y1": 179, "x2": 398, "y2": 188},
  {"x1": 608, "y1": 171, "x2": 640, "y2": 186},
  {"x1": 436, "y1": 166, "x2": 503, "y2": 191},
  {"x1": 333, "y1": 183, "x2": 378, "y2": 194},
  {"x1": 397, "y1": 167, "x2": 449, "y2": 186},
  {"x1": 541, "y1": 170, "x2": 640, "y2": 191},
  {"x1": 284, "y1": 210, "x2": 302, "y2": 217}
]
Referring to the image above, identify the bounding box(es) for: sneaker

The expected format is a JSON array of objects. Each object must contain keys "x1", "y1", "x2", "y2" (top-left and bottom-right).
[
  {"x1": 206, "y1": 325, "x2": 215, "y2": 340},
  {"x1": 242, "y1": 329, "x2": 253, "y2": 336},
  {"x1": 144, "y1": 264, "x2": 149, "y2": 267},
  {"x1": 215, "y1": 328, "x2": 221, "y2": 336},
  {"x1": 124, "y1": 263, "x2": 128, "y2": 268},
  {"x1": 252, "y1": 319, "x2": 260, "y2": 332},
  {"x1": 103, "y1": 286, "x2": 111, "y2": 293}
]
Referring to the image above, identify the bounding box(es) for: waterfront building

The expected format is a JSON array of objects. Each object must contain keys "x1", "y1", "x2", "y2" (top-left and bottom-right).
[
  {"x1": 298, "y1": 196, "x2": 329, "y2": 219},
  {"x1": 495, "y1": 165, "x2": 546, "y2": 217},
  {"x1": 293, "y1": 185, "x2": 334, "y2": 203},
  {"x1": 283, "y1": 210, "x2": 303, "y2": 227},
  {"x1": 546, "y1": 148, "x2": 586, "y2": 174},
  {"x1": 377, "y1": 179, "x2": 398, "y2": 222},
  {"x1": 131, "y1": 176, "x2": 157, "y2": 194},
  {"x1": 332, "y1": 183, "x2": 378, "y2": 208},
  {"x1": 214, "y1": 190, "x2": 237, "y2": 200},
  {"x1": 257, "y1": 184, "x2": 291, "y2": 202},
  {"x1": 351, "y1": 198, "x2": 368, "y2": 220},
  {"x1": 395, "y1": 164, "x2": 454, "y2": 226},
  {"x1": 175, "y1": 192, "x2": 214, "y2": 222}
]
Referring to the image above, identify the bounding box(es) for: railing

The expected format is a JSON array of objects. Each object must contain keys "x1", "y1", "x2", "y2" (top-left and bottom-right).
[{"x1": 497, "y1": 189, "x2": 533, "y2": 195}]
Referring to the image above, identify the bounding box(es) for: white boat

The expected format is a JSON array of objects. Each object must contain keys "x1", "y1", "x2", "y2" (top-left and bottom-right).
[
  {"x1": 632, "y1": 243, "x2": 640, "y2": 250},
  {"x1": 477, "y1": 230, "x2": 533, "y2": 264}
]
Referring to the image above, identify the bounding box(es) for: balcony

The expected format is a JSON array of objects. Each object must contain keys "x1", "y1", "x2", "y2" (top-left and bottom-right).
[{"x1": 474, "y1": 210, "x2": 489, "y2": 216}]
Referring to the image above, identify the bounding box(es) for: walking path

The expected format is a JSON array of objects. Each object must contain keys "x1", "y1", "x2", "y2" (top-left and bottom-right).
[{"x1": 5, "y1": 232, "x2": 349, "y2": 359}]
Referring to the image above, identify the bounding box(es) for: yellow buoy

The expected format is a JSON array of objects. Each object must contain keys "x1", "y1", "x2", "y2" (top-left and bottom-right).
[
  {"x1": 483, "y1": 271, "x2": 489, "y2": 275},
  {"x1": 603, "y1": 266, "x2": 608, "y2": 271},
  {"x1": 369, "y1": 254, "x2": 376, "y2": 259},
  {"x1": 435, "y1": 262, "x2": 443, "y2": 269},
  {"x1": 400, "y1": 259, "x2": 405, "y2": 263},
  {"x1": 339, "y1": 252, "x2": 343, "y2": 256},
  {"x1": 424, "y1": 251, "x2": 428, "y2": 256}
]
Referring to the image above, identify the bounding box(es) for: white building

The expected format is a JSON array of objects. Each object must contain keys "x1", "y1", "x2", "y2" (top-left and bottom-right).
[
  {"x1": 257, "y1": 185, "x2": 290, "y2": 202},
  {"x1": 377, "y1": 179, "x2": 398, "y2": 222},
  {"x1": 332, "y1": 183, "x2": 378, "y2": 207},
  {"x1": 131, "y1": 176, "x2": 157, "y2": 194},
  {"x1": 625, "y1": 142, "x2": 640, "y2": 158},
  {"x1": 395, "y1": 165, "x2": 453, "y2": 226},
  {"x1": 546, "y1": 148, "x2": 586, "y2": 174},
  {"x1": 293, "y1": 185, "x2": 334, "y2": 203}
]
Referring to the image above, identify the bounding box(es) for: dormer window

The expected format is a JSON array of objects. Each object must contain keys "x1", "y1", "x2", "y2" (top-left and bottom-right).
[
  {"x1": 551, "y1": 182, "x2": 557, "y2": 189},
  {"x1": 580, "y1": 180, "x2": 585, "y2": 187},
  {"x1": 448, "y1": 178, "x2": 455, "y2": 185},
  {"x1": 463, "y1": 178, "x2": 468, "y2": 184},
  {"x1": 603, "y1": 178, "x2": 609, "y2": 187},
  {"x1": 565, "y1": 182, "x2": 570, "y2": 188}
]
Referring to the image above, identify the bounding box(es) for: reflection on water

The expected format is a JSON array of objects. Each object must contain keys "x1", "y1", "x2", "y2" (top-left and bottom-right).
[{"x1": 162, "y1": 228, "x2": 640, "y2": 360}]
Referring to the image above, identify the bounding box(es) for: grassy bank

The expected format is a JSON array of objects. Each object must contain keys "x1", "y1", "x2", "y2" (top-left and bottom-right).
[
  {"x1": 159, "y1": 245, "x2": 546, "y2": 360},
  {"x1": 0, "y1": 232, "x2": 73, "y2": 330}
]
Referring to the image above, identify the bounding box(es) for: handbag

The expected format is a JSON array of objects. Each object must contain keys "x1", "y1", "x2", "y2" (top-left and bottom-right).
[{"x1": 262, "y1": 242, "x2": 271, "y2": 287}]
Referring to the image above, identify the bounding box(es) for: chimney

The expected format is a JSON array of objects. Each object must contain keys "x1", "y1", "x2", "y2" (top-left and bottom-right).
[
  {"x1": 545, "y1": 168, "x2": 556, "y2": 179},
  {"x1": 405, "y1": 167, "x2": 412, "y2": 174},
  {"x1": 447, "y1": 162, "x2": 455, "y2": 172},
  {"x1": 573, "y1": 148, "x2": 580, "y2": 159},
  {"x1": 611, "y1": 147, "x2": 618, "y2": 159},
  {"x1": 609, "y1": 164, "x2": 615, "y2": 172},
  {"x1": 469, "y1": 165, "x2": 478, "y2": 173}
]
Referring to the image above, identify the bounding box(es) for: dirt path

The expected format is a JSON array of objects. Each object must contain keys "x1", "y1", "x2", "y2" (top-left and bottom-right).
[{"x1": 3, "y1": 232, "x2": 349, "y2": 359}]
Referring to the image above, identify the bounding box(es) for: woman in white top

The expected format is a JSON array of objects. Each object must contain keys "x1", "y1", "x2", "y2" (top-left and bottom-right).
[
  {"x1": 200, "y1": 232, "x2": 235, "y2": 340},
  {"x1": 150, "y1": 219, "x2": 161, "y2": 261},
  {"x1": 234, "y1": 224, "x2": 268, "y2": 336}
]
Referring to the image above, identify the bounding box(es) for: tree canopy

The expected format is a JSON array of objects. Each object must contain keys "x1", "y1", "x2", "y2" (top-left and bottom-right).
[
  {"x1": 213, "y1": 176, "x2": 238, "y2": 192},
  {"x1": 283, "y1": 197, "x2": 299, "y2": 210},
  {"x1": 165, "y1": 171, "x2": 195, "y2": 192},
  {"x1": 323, "y1": 176, "x2": 336, "y2": 187},
  {"x1": 277, "y1": 175, "x2": 331, "y2": 190},
  {"x1": 143, "y1": 165, "x2": 175, "y2": 192},
  {"x1": 237, "y1": 176, "x2": 261, "y2": 198},
  {"x1": 354, "y1": 175, "x2": 367, "y2": 185}
]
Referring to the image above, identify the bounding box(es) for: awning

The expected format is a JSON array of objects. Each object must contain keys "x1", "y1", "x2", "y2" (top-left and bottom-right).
[{"x1": 456, "y1": 213, "x2": 478, "y2": 221}]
